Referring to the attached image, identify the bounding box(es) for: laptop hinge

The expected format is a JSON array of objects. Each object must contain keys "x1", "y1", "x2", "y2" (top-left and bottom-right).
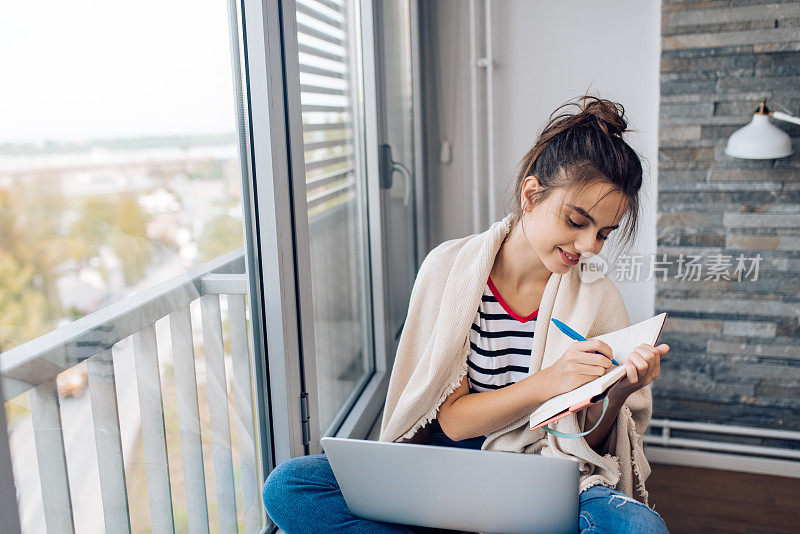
[{"x1": 300, "y1": 392, "x2": 311, "y2": 446}]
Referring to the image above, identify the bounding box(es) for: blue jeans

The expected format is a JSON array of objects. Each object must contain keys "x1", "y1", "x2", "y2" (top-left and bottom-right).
[{"x1": 263, "y1": 422, "x2": 669, "y2": 533}]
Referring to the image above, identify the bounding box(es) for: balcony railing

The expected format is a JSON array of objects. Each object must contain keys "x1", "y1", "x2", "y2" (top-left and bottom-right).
[{"x1": 1, "y1": 248, "x2": 262, "y2": 533}]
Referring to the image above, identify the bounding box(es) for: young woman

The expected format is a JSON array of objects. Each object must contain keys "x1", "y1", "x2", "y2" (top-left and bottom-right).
[{"x1": 263, "y1": 95, "x2": 670, "y2": 533}]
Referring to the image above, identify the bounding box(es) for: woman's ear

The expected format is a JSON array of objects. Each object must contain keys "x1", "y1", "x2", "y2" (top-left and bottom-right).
[
  {"x1": 520, "y1": 175, "x2": 540, "y2": 212},
  {"x1": 525, "y1": 175, "x2": 541, "y2": 190}
]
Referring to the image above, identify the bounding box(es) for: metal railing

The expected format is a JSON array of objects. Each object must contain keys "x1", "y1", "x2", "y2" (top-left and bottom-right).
[{"x1": 1, "y1": 248, "x2": 261, "y2": 533}]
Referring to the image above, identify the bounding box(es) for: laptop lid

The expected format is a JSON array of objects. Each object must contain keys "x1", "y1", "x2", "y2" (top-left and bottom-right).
[{"x1": 321, "y1": 437, "x2": 579, "y2": 534}]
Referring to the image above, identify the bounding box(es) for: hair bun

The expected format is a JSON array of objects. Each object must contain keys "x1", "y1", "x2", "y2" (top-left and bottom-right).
[{"x1": 579, "y1": 95, "x2": 628, "y2": 138}]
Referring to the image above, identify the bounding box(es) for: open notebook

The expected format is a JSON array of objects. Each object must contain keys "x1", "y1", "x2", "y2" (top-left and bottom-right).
[{"x1": 529, "y1": 312, "x2": 668, "y2": 431}]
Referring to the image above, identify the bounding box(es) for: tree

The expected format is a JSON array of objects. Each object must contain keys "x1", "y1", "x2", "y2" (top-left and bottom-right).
[
  {"x1": 198, "y1": 214, "x2": 244, "y2": 263},
  {"x1": 111, "y1": 196, "x2": 152, "y2": 285},
  {"x1": 0, "y1": 184, "x2": 58, "y2": 350},
  {"x1": 0, "y1": 249, "x2": 48, "y2": 351}
]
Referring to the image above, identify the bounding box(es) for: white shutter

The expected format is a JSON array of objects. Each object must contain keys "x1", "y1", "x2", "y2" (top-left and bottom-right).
[{"x1": 296, "y1": 0, "x2": 356, "y2": 212}]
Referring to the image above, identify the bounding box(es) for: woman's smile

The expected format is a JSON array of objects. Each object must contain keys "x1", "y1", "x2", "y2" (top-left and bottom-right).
[{"x1": 558, "y1": 247, "x2": 580, "y2": 266}]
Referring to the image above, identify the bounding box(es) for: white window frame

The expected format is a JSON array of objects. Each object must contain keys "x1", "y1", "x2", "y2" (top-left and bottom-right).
[{"x1": 241, "y1": 0, "x2": 419, "y2": 468}]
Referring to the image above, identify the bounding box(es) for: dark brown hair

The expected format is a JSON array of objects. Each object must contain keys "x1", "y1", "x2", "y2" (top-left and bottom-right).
[{"x1": 506, "y1": 94, "x2": 645, "y2": 256}]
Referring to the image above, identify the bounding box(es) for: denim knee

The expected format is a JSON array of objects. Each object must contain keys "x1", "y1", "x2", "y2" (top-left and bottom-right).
[
  {"x1": 580, "y1": 486, "x2": 669, "y2": 534},
  {"x1": 262, "y1": 458, "x2": 289, "y2": 521},
  {"x1": 262, "y1": 455, "x2": 309, "y2": 523},
  {"x1": 606, "y1": 497, "x2": 667, "y2": 534}
]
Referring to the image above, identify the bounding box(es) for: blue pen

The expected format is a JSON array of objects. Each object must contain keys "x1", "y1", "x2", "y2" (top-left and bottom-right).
[{"x1": 551, "y1": 318, "x2": 620, "y2": 366}]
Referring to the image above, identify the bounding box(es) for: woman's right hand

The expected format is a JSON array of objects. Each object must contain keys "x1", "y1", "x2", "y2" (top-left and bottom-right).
[{"x1": 542, "y1": 339, "x2": 615, "y2": 397}]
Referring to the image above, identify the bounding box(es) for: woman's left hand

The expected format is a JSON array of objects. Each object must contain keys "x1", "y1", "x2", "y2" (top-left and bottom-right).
[{"x1": 608, "y1": 343, "x2": 669, "y2": 400}]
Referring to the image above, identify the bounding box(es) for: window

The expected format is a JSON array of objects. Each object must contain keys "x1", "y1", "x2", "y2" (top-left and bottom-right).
[
  {"x1": 1, "y1": 1, "x2": 267, "y2": 531},
  {"x1": 1, "y1": 0, "x2": 421, "y2": 531},
  {"x1": 294, "y1": 0, "x2": 374, "y2": 436}
]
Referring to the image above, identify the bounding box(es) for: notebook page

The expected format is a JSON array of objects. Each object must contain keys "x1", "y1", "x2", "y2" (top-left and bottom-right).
[{"x1": 592, "y1": 313, "x2": 668, "y2": 365}]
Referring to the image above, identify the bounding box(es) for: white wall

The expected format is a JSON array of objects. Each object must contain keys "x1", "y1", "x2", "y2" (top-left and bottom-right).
[{"x1": 422, "y1": 0, "x2": 661, "y2": 323}]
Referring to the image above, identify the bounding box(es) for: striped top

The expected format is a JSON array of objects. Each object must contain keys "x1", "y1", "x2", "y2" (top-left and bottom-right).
[{"x1": 468, "y1": 277, "x2": 539, "y2": 394}]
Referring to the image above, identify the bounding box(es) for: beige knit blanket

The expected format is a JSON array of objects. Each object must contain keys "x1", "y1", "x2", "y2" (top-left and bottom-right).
[{"x1": 379, "y1": 214, "x2": 653, "y2": 506}]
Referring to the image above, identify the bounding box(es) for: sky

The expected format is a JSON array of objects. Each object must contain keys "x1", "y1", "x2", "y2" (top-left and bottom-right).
[{"x1": 0, "y1": 0, "x2": 237, "y2": 143}]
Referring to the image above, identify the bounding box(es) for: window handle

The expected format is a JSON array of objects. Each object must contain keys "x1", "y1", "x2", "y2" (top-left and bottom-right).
[{"x1": 379, "y1": 143, "x2": 412, "y2": 207}]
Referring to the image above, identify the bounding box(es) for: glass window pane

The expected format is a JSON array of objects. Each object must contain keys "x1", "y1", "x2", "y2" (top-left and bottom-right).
[
  {"x1": 295, "y1": 0, "x2": 374, "y2": 435},
  {"x1": 1, "y1": 1, "x2": 266, "y2": 532}
]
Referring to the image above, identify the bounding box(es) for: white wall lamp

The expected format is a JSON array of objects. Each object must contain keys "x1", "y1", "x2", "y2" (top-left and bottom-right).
[{"x1": 725, "y1": 98, "x2": 799, "y2": 159}]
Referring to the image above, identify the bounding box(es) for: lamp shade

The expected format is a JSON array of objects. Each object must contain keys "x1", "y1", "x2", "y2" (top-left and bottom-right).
[{"x1": 724, "y1": 114, "x2": 793, "y2": 159}]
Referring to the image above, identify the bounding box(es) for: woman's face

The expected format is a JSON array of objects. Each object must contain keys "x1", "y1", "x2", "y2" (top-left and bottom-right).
[{"x1": 519, "y1": 176, "x2": 628, "y2": 275}]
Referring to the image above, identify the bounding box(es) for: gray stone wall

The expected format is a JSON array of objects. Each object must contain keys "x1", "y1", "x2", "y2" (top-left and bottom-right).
[{"x1": 655, "y1": 0, "x2": 800, "y2": 437}]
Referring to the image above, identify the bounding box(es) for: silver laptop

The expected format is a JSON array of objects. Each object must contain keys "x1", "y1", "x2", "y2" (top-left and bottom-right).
[{"x1": 321, "y1": 436, "x2": 579, "y2": 534}]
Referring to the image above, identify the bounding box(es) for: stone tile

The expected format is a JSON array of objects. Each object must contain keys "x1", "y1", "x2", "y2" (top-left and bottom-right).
[
  {"x1": 756, "y1": 378, "x2": 800, "y2": 400},
  {"x1": 722, "y1": 320, "x2": 778, "y2": 337},
  {"x1": 659, "y1": 297, "x2": 800, "y2": 317},
  {"x1": 755, "y1": 52, "x2": 800, "y2": 76},
  {"x1": 775, "y1": 316, "x2": 800, "y2": 337},
  {"x1": 659, "y1": 125, "x2": 703, "y2": 145},
  {"x1": 662, "y1": 1, "x2": 731, "y2": 12},
  {"x1": 661, "y1": 45, "x2": 756, "y2": 58},
  {"x1": 658, "y1": 211, "x2": 724, "y2": 229},
  {"x1": 661, "y1": 115, "x2": 755, "y2": 126},
  {"x1": 727, "y1": 234, "x2": 800, "y2": 251},
  {"x1": 717, "y1": 74, "x2": 800, "y2": 91},
  {"x1": 660, "y1": 101, "x2": 716, "y2": 118},
  {"x1": 660, "y1": 275, "x2": 800, "y2": 295},
  {"x1": 709, "y1": 168, "x2": 800, "y2": 181},
  {"x1": 662, "y1": 317, "x2": 724, "y2": 334},
  {"x1": 661, "y1": 54, "x2": 756, "y2": 72},
  {"x1": 656, "y1": 332, "x2": 710, "y2": 353},
  {"x1": 706, "y1": 340, "x2": 798, "y2": 358},
  {"x1": 765, "y1": 50, "x2": 800, "y2": 67},
  {"x1": 660, "y1": 90, "x2": 800, "y2": 104},
  {"x1": 654, "y1": 379, "x2": 743, "y2": 404},
  {"x1": 658, "y1": 147, "x2": 716, "y2": 169},
  {"x1": 664, "y1": 3, "x2": 800, "y2": 27},
  {"x1": 658, "y1": 170, "x2": 711, "y2": 186},
  {"x1": 715, "y1": 97, "x2": 800, "y2": 115},
  {"x1": 663, "y1": 20, "x2": 777, "y2": 37},
  {"x1": 663, "y1": 28, "x2": 800, "y2": 50},
  {"x1": 656, "y1": 245, "x2": 784, "y2": 259},
  {"x1": 714, "y1": 361, "x2": 800, "y2": 381},
  {"x1": 754, "y1": 41, "x2": 800, "y2": 52},
  {"x1": 661, "y1": 70, "x2": 721, "y2": 82},
  {"x1": 738, "y1": 394, "x2": 800, "y2": 411},
  {"x1": 659, "y1": 233, "x2": 727, "y2": 247},
  {"x1": 723, "y1": 213, "x2": 800, "y2": 228},
  {"x1": 661, "y1": 79, "x2": 718, "y2": 95},
  {"x1": 660, "y1": 188, "x2": 785, "y2": 202},
  {"x1": 740, "y1": 205, "x2": 800, "y2": 214}
]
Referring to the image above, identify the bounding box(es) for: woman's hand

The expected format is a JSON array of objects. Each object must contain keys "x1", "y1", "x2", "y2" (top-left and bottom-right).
[
  {"x1": 543, "y1": 339, "x2": 616, "y2": 397},
  {"x1": 609, "y1": 343, "x2": 669, "y2": 401}
]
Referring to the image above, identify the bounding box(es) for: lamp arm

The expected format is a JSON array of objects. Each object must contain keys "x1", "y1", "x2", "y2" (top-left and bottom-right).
[{"x1": 772, "y1": 111, "x2": 800, "y2": 126}]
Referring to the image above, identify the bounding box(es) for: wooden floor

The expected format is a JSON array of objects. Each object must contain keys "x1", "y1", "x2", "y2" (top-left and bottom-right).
[{"x1": 647, "y1": 463, "x2": 800, "y2": 534}]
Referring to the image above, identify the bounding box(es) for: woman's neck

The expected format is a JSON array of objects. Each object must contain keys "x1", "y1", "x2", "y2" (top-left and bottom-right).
[{"x1": 491, "y1": 219, "x2": 553, "y2": 290}]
